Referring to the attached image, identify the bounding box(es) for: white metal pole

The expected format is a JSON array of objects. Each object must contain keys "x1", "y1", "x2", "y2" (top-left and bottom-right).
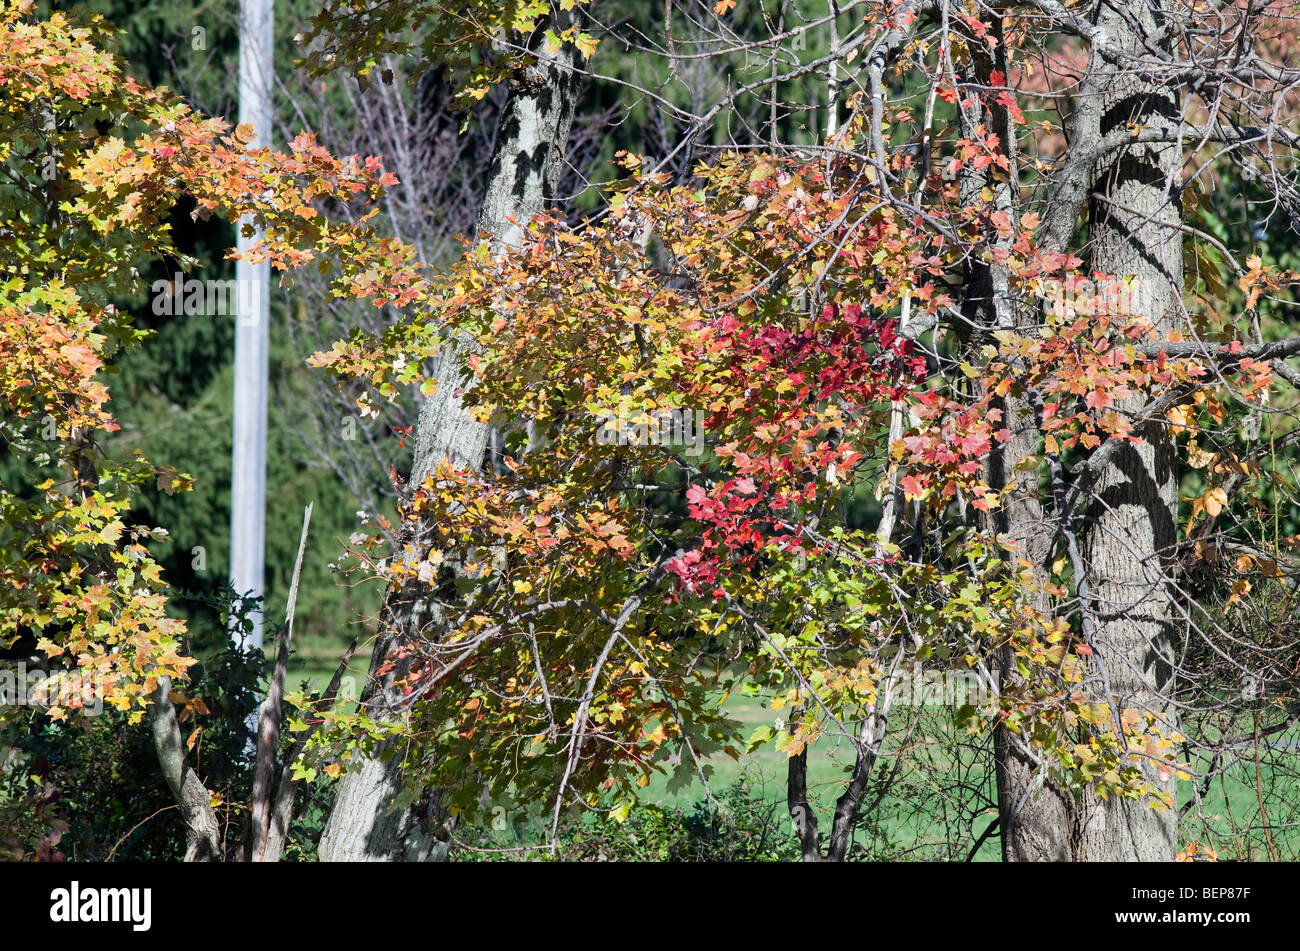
[{"x1": 231, "y1": 0, "x2": 273, "y2": 654}]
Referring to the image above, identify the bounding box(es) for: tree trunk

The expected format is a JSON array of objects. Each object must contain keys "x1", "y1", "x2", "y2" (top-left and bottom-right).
[
  {"x1": 1073, "y1": 0, "x2": 1182, "y2": 861},
  {"x1": 148, "y1": 678, "x2": 221, "y2": 862},
  {"x1": 945, "y1": 12, "x2": 1078, "y2": 862},
  {"x1": 996, "y1": 0, "x2": 1183, "y2": 861},
  {"x1": 318, "y1": 19, "x2": 582, "y2": 862}
]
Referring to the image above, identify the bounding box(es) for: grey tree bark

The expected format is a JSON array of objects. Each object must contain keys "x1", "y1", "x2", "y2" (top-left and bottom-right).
[
  {"x1": 994, "y1": 0, "x2": 1183, "y2": 861},
  {"x1": 1072, "y1": 0, "x2": 1182, "y2": 861},
  {"x1": 246, "y1": 504, "x2": 311, "y2": 862},
  {"x1": 318, "y1": 17, "x2": 582, "y2": 862},
  {"x1": 949, "y1": 15, "x2": 1078, "y2": 862},
  {"x1": 148, "y1": 677, "x2": 221, "y2": 862}
]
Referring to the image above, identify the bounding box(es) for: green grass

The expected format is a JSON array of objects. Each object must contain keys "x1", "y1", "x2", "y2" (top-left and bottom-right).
[
  {"x1": 279, "y1": 635, "x2": 1299, "y2": 860},
  {"x1": 280, "y1": 623, "x2": 372, "y2": 713},
  {"x1": 615, "y1": 690, "x2": 1003, "y2": 860}
]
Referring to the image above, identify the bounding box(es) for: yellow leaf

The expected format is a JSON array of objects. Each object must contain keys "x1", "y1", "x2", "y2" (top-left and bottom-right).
[
  {"x1": 1204, "y1": 487, "x2": 1227, "y2": 517},
  {"x1": 1186, "y1": 440, "x2": 1214, "y2": 469}
]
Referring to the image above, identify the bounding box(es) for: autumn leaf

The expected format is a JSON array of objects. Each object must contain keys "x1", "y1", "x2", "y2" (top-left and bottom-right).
[
  {"x1": 1204, "y1": 487, "x2": 1228, "y2": 518},
  {"x1": 1084, "y1": 389, "x2": 1110, "y2": 412}
]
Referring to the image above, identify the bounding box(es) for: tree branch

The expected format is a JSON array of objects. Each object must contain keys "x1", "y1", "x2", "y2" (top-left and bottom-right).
[{"x1": 245, "y1": 502, "x2": 312, "y2": 862}]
